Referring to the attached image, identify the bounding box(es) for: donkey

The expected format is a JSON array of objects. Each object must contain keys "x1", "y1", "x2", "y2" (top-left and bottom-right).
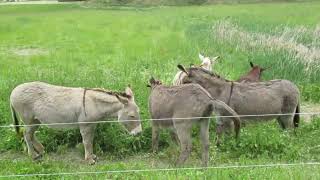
[
  {"x1": 148, "y1": 77, "x2": 240, "y2": 166},
  {"x1": 237, "y1": 62, "x2": 268, "y2": 83},
  {"x1": 172, "y1": 53, "x2": 220, "y2": 85},
  {"x1": 177, "y1": 65, "x2": 300, "y2": 144},
  {"x1": 10, "y1": 81, "x2": 142, "y2": 165}
]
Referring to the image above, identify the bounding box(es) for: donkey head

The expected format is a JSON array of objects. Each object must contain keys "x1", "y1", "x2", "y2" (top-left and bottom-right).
[
  {"x1": 199, "y1": 53, "x2": 220, "y2": 71},
  {"x1": 177, "y1": 64, "x2": 218, "y2": 85},
  {"x1": 116, "y1": 86, "x2": 142, "y2": 135},
  {"x1": 248, "y1": 61, "x2": 269, "y2": 78}
]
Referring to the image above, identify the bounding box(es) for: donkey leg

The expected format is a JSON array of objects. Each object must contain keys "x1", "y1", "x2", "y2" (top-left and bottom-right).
[
  {"x1": 32, "y1": 135, "x2": 44, "y2": 155},
  {"x1": 277, "y1": 115, "x2": 294, "y2": 129},
  {"x1": 31, "y1": 119, "x2": 44, "y2": 155},
  {"x1": 200, "y1": 119, "x2": 210, "y2": 167},
  {"x1": 24, "y1": 126, "x2": 41, "y2": 160},
  {"x1": 215, "y1": 117, "x2": 224, "y2": 146},
  {"x1": 278, "y1": 97, "x2": 297, "y2": 129},
  {"x1": 170, "y1": 130, "x2": 180, "y2": 145},
  {"x1": 152, "y1": 125, "x2": 160, "y2": 153},
  {"x1": 223, "y1": 118, "x2": 234, "y2": 136},
  {"x1": 80, "y1": 124, "x2": 96, "y2": 165},
  {"x1": 175, "y1": 122, "x2": 192, "y2": 166}
]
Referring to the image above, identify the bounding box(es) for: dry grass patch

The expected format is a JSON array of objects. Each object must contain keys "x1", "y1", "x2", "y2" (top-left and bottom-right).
[
  {"x1": 301, "y1": 102, "x2": 320, "y2": 123},
  {"x1": 212, "y1": 21, "x2": 320, "y2": 71},
  {"x1": 11, "y1": 47, "x2": 49, "y2": 56}
]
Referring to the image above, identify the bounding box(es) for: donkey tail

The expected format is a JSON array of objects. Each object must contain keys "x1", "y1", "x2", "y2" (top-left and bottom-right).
[
  {"x1": 212, "y1": 99, "x2": 241, "y2": 139},
  {"x1": 10, "y1": 104, "x2": 21, "y2": 136},
  {"x1": 294, "y1": 103, "x2": 300, "y2": 128}
]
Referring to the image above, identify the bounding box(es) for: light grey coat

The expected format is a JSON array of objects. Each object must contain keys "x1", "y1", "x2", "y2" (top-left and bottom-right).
[{"x1": 10, "y1": 81, "x2": 141, "y2": 165}]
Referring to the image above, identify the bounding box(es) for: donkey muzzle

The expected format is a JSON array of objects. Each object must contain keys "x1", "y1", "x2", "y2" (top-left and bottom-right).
[{"x1": 130, "y1": 124, "x2": 142, "y2": 135}]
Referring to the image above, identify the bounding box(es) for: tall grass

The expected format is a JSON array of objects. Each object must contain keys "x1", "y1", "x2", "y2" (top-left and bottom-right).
[{"x1": 212, "y1": 20, "x2": 320, "y2": 73}]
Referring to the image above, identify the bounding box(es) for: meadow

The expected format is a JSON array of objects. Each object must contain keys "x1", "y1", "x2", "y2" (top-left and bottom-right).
[{"x1": 1, "y1": 1, "x2": 320, "y2": 178}]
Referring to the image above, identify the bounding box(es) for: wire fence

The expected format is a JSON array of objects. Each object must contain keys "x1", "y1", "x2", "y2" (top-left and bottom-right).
[
  {"x1": 1, "y1": 162, "x2": 320, "y2": 178},
  {"x1": 0, "y1": 112, "x2": 319, "y2": 128},
  {"x1": 1, "y1": 112, "x2": 320, "y2": 178}
]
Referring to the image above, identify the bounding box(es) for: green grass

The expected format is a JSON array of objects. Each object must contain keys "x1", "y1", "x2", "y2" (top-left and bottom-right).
[{"x1": 1, "y1": 2, "x2": 320, "y2": 178}]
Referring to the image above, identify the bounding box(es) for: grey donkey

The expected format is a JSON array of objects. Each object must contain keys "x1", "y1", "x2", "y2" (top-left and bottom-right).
[
  {"x1": 10, "y1": 82, "x2": 142, "y2": 165},
  {"x1": 177, "y1": 65, "x2": 300, "y2": 145},
  {"x1": 148, "y1": 77, "x2": 240, "y2": 166}
]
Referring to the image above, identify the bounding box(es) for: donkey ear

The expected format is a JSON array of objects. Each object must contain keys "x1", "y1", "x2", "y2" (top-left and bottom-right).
[
  {"x1": 211, "y1": 56, "x2": 220, "y2": 63},
  {"x1": 177, "y1": 64, "x2": 189, "y2": 75},
  {"x1": 250, "y1": 62, "x2": 254, "y2": 68},
  {"x1": 149, "y1": 77, "x2": 156, "y2": 84},
  {"x1": 115, "y1": 94, "x2": 129, "y2": 105},
  {"x1": 125, "y1": 87, "x2": 134, "y2": 99},
  {"x1": 213, "y1": 56, "x2": 220, "y2": 61},
  {"x1": 199, "y1": 53, "x2": 205, "y2": 62}
]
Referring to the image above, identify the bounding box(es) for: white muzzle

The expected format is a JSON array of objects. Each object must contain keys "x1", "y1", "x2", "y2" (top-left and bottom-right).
[{"x1": 130, "y1": 124, "x2": 142, "y2": 135}]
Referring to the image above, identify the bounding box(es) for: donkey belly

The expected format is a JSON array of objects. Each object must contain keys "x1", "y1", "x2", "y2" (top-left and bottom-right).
[
  {"x1": 33, "y1": 104, "x2": 80, "y2": 129},
  {"x1": 234, "y1": 96, "x2": 283, "y2": 122},
  {"x1": 151, "y1": 111, "x2": 174, "y2": 128}
]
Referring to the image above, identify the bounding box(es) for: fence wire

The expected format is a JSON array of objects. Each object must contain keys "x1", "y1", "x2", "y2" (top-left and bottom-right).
[
  {"x1": 0, "y1": 112, "x2": 319, "y2": 128},
  {"x1": 0, "y1": 162, "x2": 320, "y2": 178},
  {"x1": 0, "y1": 112, "x2": 320, "y2": 178}
]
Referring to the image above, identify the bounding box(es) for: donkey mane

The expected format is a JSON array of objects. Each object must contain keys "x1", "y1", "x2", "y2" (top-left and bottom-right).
[
  {"x1": 189, "y1": 67, "x2": 231, "y2": 82},
  {"x1": 84, "y1": 88, "x2": 131, "y2": 99},
  {"x1": 82, "y1": 88, "x2": 131, "y2": 116},
  {"x1": 188, "y1": 67, "x2": 284, "y2": 89}
]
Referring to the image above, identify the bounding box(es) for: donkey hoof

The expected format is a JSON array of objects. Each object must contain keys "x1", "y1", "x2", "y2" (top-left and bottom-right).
[
  {"x1": 152, "y1": 148, "x2": 158, "y2": 154},
  {"x1": 175, "y1": 160, "x2": 185, "y2": 167},
  {"x1": 38, "y1": 149, "x2": 45, "y2": 155},
  {"x1": 92, "y1": 154, "x2": 98, "y2": 161},
  {"x1": 35, "y1": 149, "x2": 45, "y2": 156},
  {"x1": 201, "y1": 162, "x2": 209, "y2": 167},
  {"x1": 86, "y1": 158, "x2": 96, "y2": 165},
  {"x1": 215, "y1": 141, "x2": 221, "y2": 147},
  {"x1": 32, "y1": 154, "x2": 43, "y2": 161}
]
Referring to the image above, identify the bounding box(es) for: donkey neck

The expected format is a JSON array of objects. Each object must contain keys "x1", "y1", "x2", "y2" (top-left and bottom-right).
[
  {"x1": 247, "y1": 68, "x2": 261, "y2": 77},
  {"x1": 83, "y1": 89, "x2": 125, "y2": 119},
  {"x1": 199, "y1": 77, "x2": 233, "y2": 102},
  {"x1": 109, "y1": 101, "x2": 125, "y2": 118}
]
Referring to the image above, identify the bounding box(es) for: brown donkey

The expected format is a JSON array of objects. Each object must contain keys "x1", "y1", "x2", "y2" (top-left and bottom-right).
[{"x1": 237, "y1": 62, "x2": 268, "y2": 83}]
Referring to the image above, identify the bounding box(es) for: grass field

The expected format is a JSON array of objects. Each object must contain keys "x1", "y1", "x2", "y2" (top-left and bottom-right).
[{"x1": 1, "y1": 1, "x2": 320, "y2": 178}]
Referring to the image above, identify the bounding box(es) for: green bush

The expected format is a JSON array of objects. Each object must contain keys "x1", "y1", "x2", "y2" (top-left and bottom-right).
[{"x1": 300, "y1": 84, "x2": 320, "y2": 103}]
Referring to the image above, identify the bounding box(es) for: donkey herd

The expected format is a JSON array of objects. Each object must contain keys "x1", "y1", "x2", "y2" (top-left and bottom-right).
[{"x1": 9, "y1": 54, "x2": 300, "y2": 166}]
